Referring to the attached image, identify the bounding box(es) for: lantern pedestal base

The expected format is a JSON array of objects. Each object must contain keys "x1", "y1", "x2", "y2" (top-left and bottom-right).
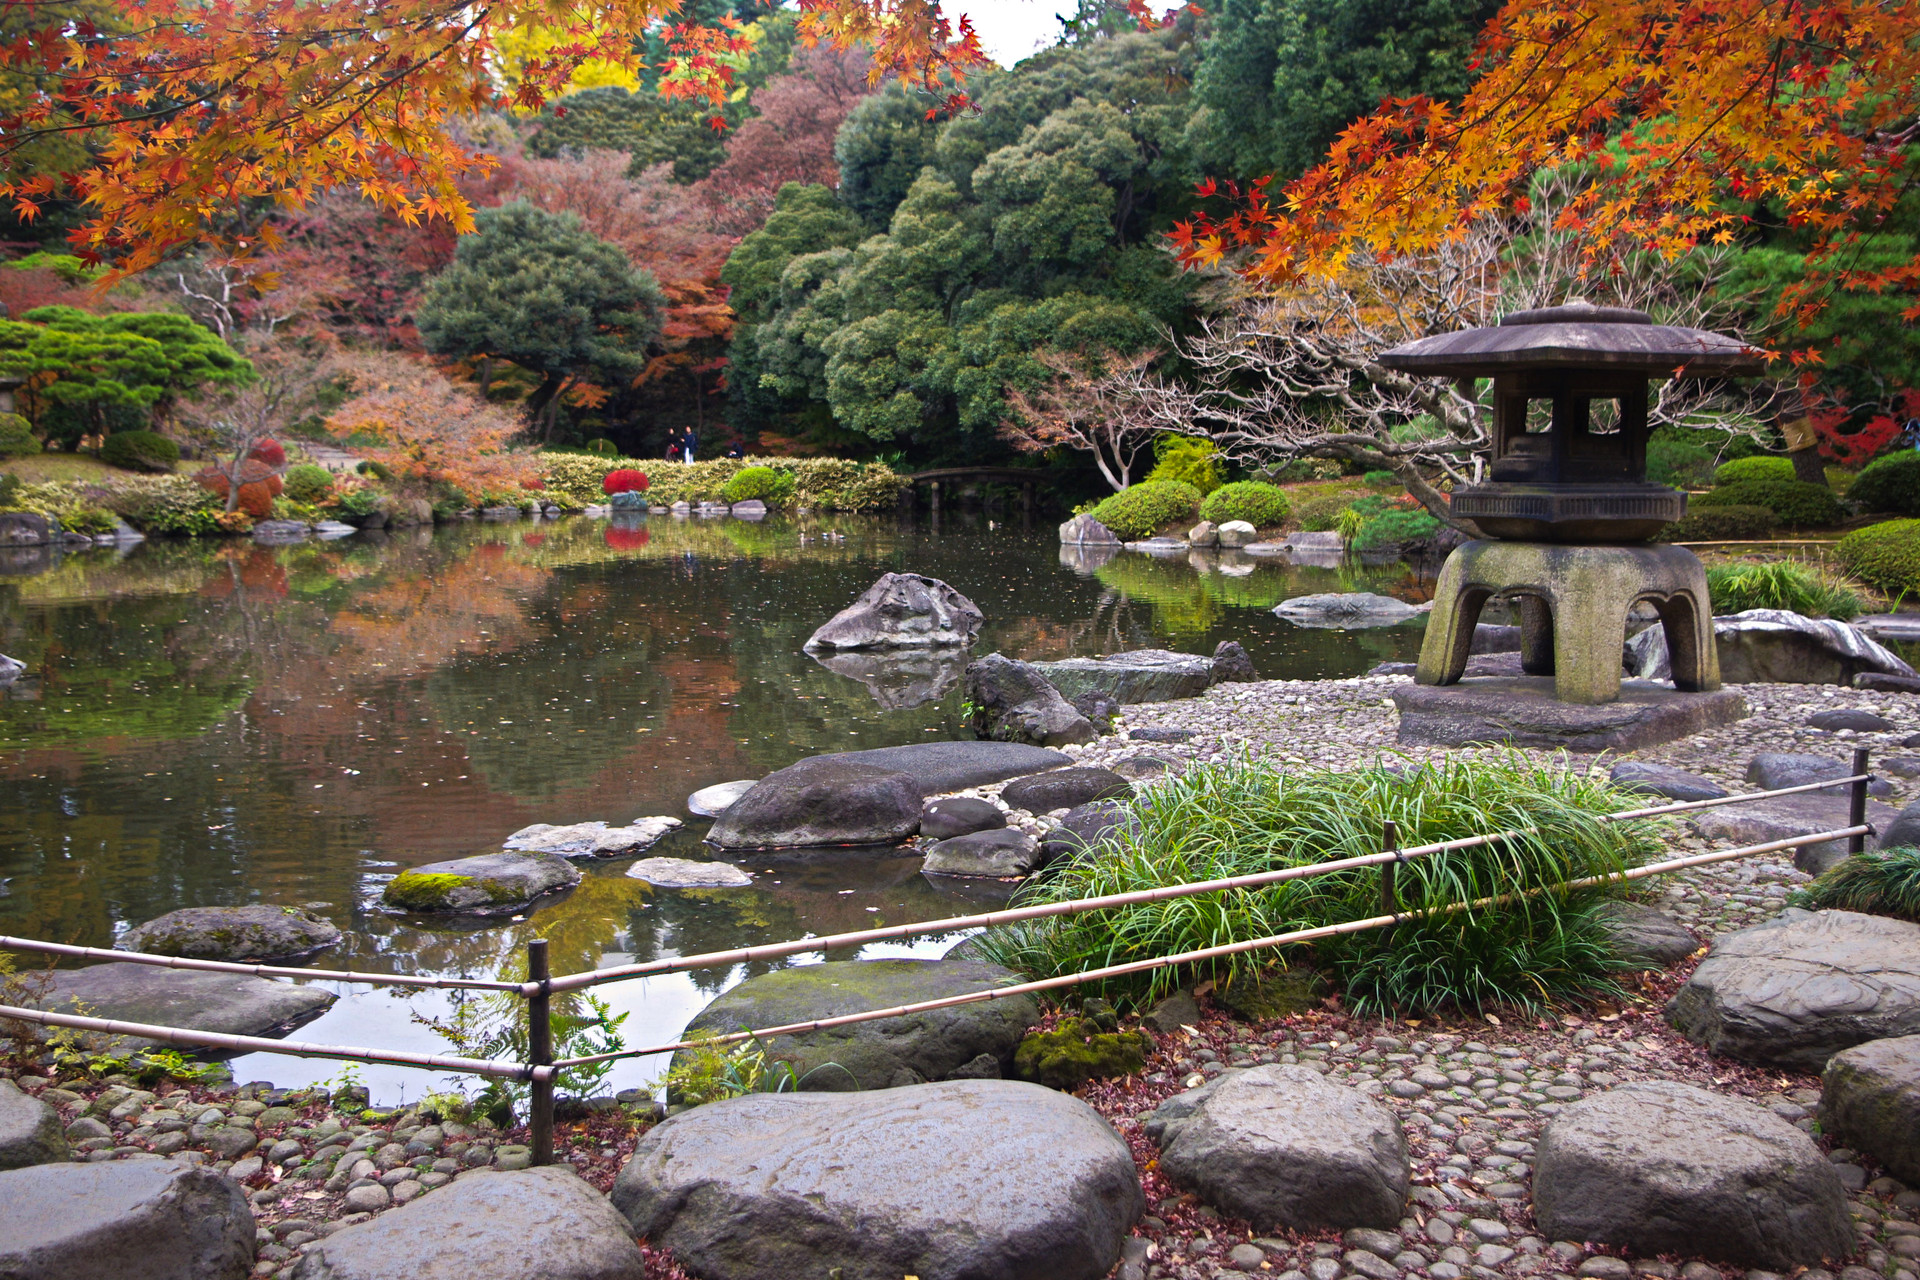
[{"x1": 1392, "y1": 677, "x2": 1747, "y2": 752}]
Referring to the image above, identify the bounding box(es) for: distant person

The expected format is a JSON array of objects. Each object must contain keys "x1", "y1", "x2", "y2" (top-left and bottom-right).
[
  {"x1": 724, "y1": 440, "x2": 744, "y2": 459},
  {"x1": 669, "y1": 427, "x2": 697, "y2": 464}
]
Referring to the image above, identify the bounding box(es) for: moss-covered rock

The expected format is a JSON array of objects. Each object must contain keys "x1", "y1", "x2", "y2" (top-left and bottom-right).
[
  {"x1": 119, "y1": 904, "x2": 340, "y2": 963},
  {"x1": 1014, "y1": 1018, "x2": 1150, "y2": 1090},
  {"x1": 381, "y1": 851, "x2": 581, "y2": 916},
  {"x1": 1212, "y1": 968, "x2": 1327, "y2": 1023}
]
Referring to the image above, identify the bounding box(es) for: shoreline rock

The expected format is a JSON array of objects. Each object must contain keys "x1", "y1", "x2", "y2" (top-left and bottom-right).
[
  {"x1": 381, "y1": 851, "x2": 581, "y2": 916},
  {"x1": 119, "y1": 905, "x2": 341, "y2": 964}
]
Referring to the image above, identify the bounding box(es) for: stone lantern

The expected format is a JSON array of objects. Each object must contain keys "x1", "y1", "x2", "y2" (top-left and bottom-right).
[{"x1": 1378, "y1": 301, "x2": 1761, "y2": 747}]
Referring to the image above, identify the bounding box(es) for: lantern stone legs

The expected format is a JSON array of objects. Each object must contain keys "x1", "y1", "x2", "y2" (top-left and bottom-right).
[{"x1": 1417, "y1": 541, "x2": 1720, "y2": 706}]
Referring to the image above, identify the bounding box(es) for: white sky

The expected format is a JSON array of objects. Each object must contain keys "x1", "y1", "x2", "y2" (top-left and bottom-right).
[{"x1": 961, "y1": 0, "x2": 1074, "y2": 66}]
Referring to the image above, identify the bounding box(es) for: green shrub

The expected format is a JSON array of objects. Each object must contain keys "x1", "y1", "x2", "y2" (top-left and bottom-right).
[
  {"x1": 1144, "y1": 436, "x2": 1223, "y2": 495},
  {"x1": 539, "y1": 454, "x2": 908, "y2": 512},
  {"x1": 102, "y1": 474, "x2": 220, "y2": 534},
  {"x1": 1845, "y1": 451, "x2": 1920, "y2": 517},
  {"x1": 585, "y1": 438, "x2": 619, "y2": 456},
  {"x1": 0, "y1": 413, "x2": 39, "y2": 458},
  {"x1": 1199, "y1": 480, "x2": 1291, "y2": 528},
  {"x1": 1645, "y1": 431, "x2": 1717, "y2": 488},
  {"x1": 98, "y1": 430, "x2": 179, "y2": 474},
  {"x1": 1694, "y1": 479, "x2": 1845, "y2": 529},
  {"x1": 1788, "y1": 847, "x2": 1920, "y2": 922},
  {"x1": 282, "y1": 463, "x2": 336, "y2": 505},
  {"x1": 1654, "y1": 504, "x2": 1777, "y2": 542},
  {"x1": 1712, "y1": 455, "x2": 1796, "y2": 486},
  {"x1": 1704, "y1": 560, "x2": 1862, "y2": 620},
  {"x1": 1295, "y1": 494, "x2": 1355, "y2": 532},
  {"x1": 1088, "y1": 481, "x2": 1203, "y2": 540},
  {"x1": 719, "y1": 465, "x2": 795, "y2": 506},
  {"x1": 1355, "y1": 506, "x2": 1442, "y2": 550},
  {"x1": 1837, "y1": 519, "x2": 1920, "y2": 599},
  {"x1": 1363, "y1": 469, "x2": 1399, "y2": 488},
  {"x1": 0, "y1": 472, "x2": 19, "y2": 507},
  {"x1": 973, "y1": 754, "x2": 1658, "y2": 1015},
  {"x1": 60, "y1": 506, "x2": 118, "y2": 535}
]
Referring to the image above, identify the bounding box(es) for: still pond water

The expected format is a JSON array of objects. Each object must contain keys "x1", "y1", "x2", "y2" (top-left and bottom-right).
[{"x1": 0, "y1": 511, "x2": 1432, "y2": 1101}]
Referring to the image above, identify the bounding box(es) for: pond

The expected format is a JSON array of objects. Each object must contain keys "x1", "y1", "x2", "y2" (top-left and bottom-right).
[{"x1": 0, "y1": 511, "x2": 1433, "y2": 1102}]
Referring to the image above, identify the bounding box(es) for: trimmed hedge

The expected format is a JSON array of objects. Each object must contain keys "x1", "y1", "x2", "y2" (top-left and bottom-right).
[
  {"x1": 1837, "y1": 520, "x2": 1920, "y2": 598},
  {"x1": 1199, "y1": 480, "x2": 1291, "y2": 528},
  {"x1": 720, "y1": 465, "x2": 794, "y2": 506},
  {"x1": 1693, "y1": 479, "x2": 1845, "y2": 529},
  {"x1": 541, "y1": 453, "x2": 908, "y2": 512},
  {"x1": 1654, "y1": 503, "x2": 1777, "y2": 542},
  {"x1": 1712, "y1": 455, "x2": 1795, "y2": 486},
  {"x1": 0, "y1": 412, "x2": 38, "y2": 457},
  {"x1": 1088, "y1": 481, "x2": 1203, "y2": 540},
  {"x1": 282, "y1": 463, "x2": 335, "y2": 504},
  {"x1": 1846, "y1": 451, "x2": 1920, "y2": 518},
  {"x1": 99, "y1": 430, "x2": 179, "y2": 474}
]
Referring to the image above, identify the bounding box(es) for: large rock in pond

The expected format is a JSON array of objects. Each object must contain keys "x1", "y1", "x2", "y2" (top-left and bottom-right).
[
  {"x1": 502, "y1": 817, "x2": 681, "y2": 857},
  {"x1": 686, "y1": 779, "x2": 756, "y2": 817},
  {"x1": 1030, "y1": 649, "x2": 1216, "y2": 705},
  {"x1": 677, "y1": 958, "x2": 1040, "y2": 1090},
  {"x1": 920, "y1": 796, "x2": 1005, "y2": 840},
  {"x1": 612, "y1": 1080, "x2": 1142, "y2": 1280},
  {"x1": 706, "y1": 755, "x2": 922, "y2": 851},
  {"x1": 1819, "y1": 1034, "x2": 1920, "y2": 1184},
  {"x1": 1627, "y1": 609, "x2": 1917, "y2": 685},
  {"x1": 804, "y1": 572, "x2": 984, "y2": 651},
  {"x1": 291, "y1": 1167, "x2": 645, "y2": 1280},
  {"x1": 1533, "y1": 1081, "x2": 1851, "y2": 1269},
  {"x1": 1665, "y1": 909, "x2": 1920, "y2": 1069},
  {"x1": 1001, "y1": 766, "x2": 1131, "y2": 813},
  {"x1": 965, "y1": 653, "x2": 1096, "y2": 747},
  {"x1": 1273, "y1": 592, "x2": 1419, "y2": 629},
  {"x1": 382, "y1": 850, "x2": 581, "y2": 916},
  {"x1": 0, "y1": 1079, "x2": 67, "y2": 1169},
  {"x1": 809, "y1": 647, "x2": 968, "y2": 710},
  {"x1": 0, "y1": 1160, "x2": 257, "y2": 1280},
  {"x1": 808, "y1": 740, "x2": 1070, "y2": 793},
  {"x1": 27, "y1": 963, "x2": 334, "y2": 1053},
  {"x1": 118, "y1": 904, "x2": 340, "y2": 964},
  {"x1": 1059, "y1": 513, "x2": 1120, "y2": 545},
  {"x1": 1595, "y1": 900, "x2": 1699, "y2": 967},
  {"x1": 1149, "y1": 1064, "x2": 1408, "y2": 1232},
  {"x1": 921, "y1": 828, "x2": 1039, "y2": 878}
]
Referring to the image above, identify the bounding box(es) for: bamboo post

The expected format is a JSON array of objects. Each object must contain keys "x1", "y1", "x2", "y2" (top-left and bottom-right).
[
  {"x1": 1379, "y1": 819, "x2": 1400, "y2": 920},
  {"x1": 527, "y1": 938, "x2": 554, "y2": 1167},
  {"x1": 1849, "y1": 747, "x2": 1870, "y2": 857}
]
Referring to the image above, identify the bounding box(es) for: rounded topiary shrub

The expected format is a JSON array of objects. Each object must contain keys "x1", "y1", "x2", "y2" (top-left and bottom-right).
[
  {"x1": 99, "y1": 429, "x2": 179, "y2": 473},
  {"x1": 282, "y1": 463, "x2": 335, "y2": 504},
  {"x1": 1845, "y1": 451, "x2": 1920, "y2": 518},
  {"x1": 1837, "y1": 519, "x2": 1920, "y2": 597},
  {"x1": 1199, "y1": 480, "x2": 1292, "y2": 528},
  {"x1": 1654, "y1": 503, "x2": 1777, "y2": 542},
  {"x1": 1295, "y1": 494, "x2": 1352, "y2": 532},
  {"x1": 0, "y1": 412, "x2": 39, "y2": 458},
  {"x1": 1712, "y1": 455, "x2": 1796, "y2": 486},
  {"x1": 602, "y1": 468, "x2": 650, "y2": 496},
  {"x1": 720, "y1": 465, "x2": 794, "y2": 506},
  {"x1": 585, "y1": 437, "x2": 619, "y2": 457},
  {"x1": 1694, "y1": 479, "x2": 1845, "y2": 529},
  {"x1": 1088, "y1": 481, "x2": 1203, "y2": 540}
]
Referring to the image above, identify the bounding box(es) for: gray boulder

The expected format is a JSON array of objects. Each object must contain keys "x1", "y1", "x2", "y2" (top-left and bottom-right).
[
  {"x1": 1059, "y1": 513, "x2": 1120, "y2": 545},
  {"x1": 922, "y1": 828, "x2": 1039, "y2": 878},
  {"x1": 1809, "y1": 708, "x2": 1896, "y2": 732},
  {"x1": 1608, "y1": 761, "x2": 1729, "y2": 803},
  {"x1": 809, "y1": 647, "x2": 969, "y2": 710},
  {"x1": 1819, "y1": 1034, "x2": 1920, "y2": 1184},
  {"x1": 1595, "y1": 900, "x2": 1699, "y2": 967},
  {"x1": 1039, "y1": 801, "x2": 1139, "y2": 865},
  {"x1": 1748, "y1": 752, "x2": 1892, "y2": 798},
  {"x1": 1129, "y1": 727, "x2": 1196, "y2": 743},
  {"x1": 965, "y1": 653, "x2": 1096, "y2": 747},
  {"x1": 1216, "y1": 520, "x2": 1258, "y2": 549},
  {"x1": 1273, "y1": 593, "x2": 1419, "y2": 629},
  {"x1": 382, "y1": 850, "x2": 581, "y2": 915},
  {"x1": 612, "y1": 1080, "x2": 1141, "y2": 1280},
  {"x1": 1857, "y1": 672, "x2": 1920, "y2": 693},
  {"x1": 1665, "y1": 909, "x2": 1920, "y2": 1069},
  {"x1": 502, "y1": 817, "x2": 681, "y2": 857},
  {"x1": 0, "y1": 1161, "x2": 256, "y2": 1280},
  {"x1": 677, "y1": 958, "x2": 1040, "y2": 1090},
  {"x1": 1684, "y1": 791, "x2": 1899, "y2": 875},
  {"x1": 1188, "y1": 520, "x2": 1219, "y2": 548},
  {"x1": 1628, "y1": 609, "x2": 1916, "y2": 685},
  {"x1": 0, "y1": 512, "x2": 53, "y2": 547},
  {"x1": 730, "y1": 499, "x2": 767, "y2": 519},
  {"x1": 119, "y1": 904, "x2": 341, "y2": 963},
  {"x1": 1211, "y1": 640, "x2": 1258, "y2": 683},
  {"x1": 0, "y1": 1079, "x2": 66, "y2": 1169},
  {"x1": 292, "y1": 1167, "x2": 645, "y2": 1280},
  {"x1": 1533, "y1": 1081, "x2": 1851, "y2": 1269},
  {"x1": 1030, "y1": 649, "x2": 1216, "y2": 705},
  {"x1": 686, "y1": 779, "x2": 755, "y2": 817},
  {"x1": 920, "y1": 797, "x2": 1005, "y2": 840},
  {"x1": 804, "y1": 573, "x2": 984, "y2": 651},
  {"x1": 707, "y1": 755, "x2": 922, "y2": 851},
  {"x1": 1152, "y1": 1064, "x2": 1408, "y2": 1232},
  {"x1": 624, "y1": 858, "x2": 754, "y2": 888},
  {"x1": 1881, "y1": 796, "x2": 1920, "y2": 852},
  {"x1": 1001, "y1": 767, "x2": 1131, "y2": 813},
  {"x1": 1071, "y1": 689, "x2": 1122, "y2": 733},
  {"x1": 252, "y1": 519, "x2": 310, "y2": 544},
  {"x1": 28, "y1": 963, "x2": 334, "y2": 1053},
  {"x1": 809, "y1": 741, "x2": 1071, "y2": 792}
]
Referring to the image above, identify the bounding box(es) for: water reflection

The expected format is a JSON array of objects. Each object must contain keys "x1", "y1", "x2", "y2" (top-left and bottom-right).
[{"x1": 0, "y1": 513, "x2": 1429, "y2": 1100}]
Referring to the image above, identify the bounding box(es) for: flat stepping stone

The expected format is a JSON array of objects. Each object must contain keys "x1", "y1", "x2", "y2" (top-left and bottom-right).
[
  {"x1": 118, "y1": 904, "x2": 340, "y2": 963},
  {"x1": 1148, "y1": 1064, "x2": 1409, "y2": 1232},
  {"x1": 1273, "y1": 592, "x2": 1418, "y2": 629},
  {"x1": 382, "y1": 851, "x2": 581, "y2": 916},
  {"x1": 1666, "y1": 909, "x2": 1920, "y2": 1070},
  {"x1": 1595, "y1": 900, "x2": 1699, "y2": 967},
  {"x1": 0, "y1": 1161, "x2": 256, "y2": 1280},
  {"x1": 294, "y1": 1167, "x2": 645, "y2": 1280},
  {"x1": 707, "y1": 756, "x2": 922, "y2": 851},
  {"x1": 29, "y1": 962, "x2": 334, "y2": 1053},
  {"x1": 624, "y1": 858, "x2": 753, "y2": 888},
  {"x1": 920, "y1": 796, "x2": 1005, "y2": 840},
  {"x1": 1820, "y1": 1033, "x2": 1920, "y2": 1185},
  {"x1": 1747, "y1": 751, "x2": 1892, "y2": 796},
  {"x1": 1000, "y1": 767, "x2": 1131, "y2": 813},
  {"x1": 1534, "y1": 1081, "x2": 1851, "y2": 1269},
  {"x1": 808, "y1": 741, "x2": 1072, "y2": 794},
  {"x1": 1394, "y1": 678, "x2": 1747, "y2": 752},
  {"x1": 502, "y1": 818, "x2": 681, "y2": 858},
  {"x1": 1608, "y1": 761, "x2": 1728, "y2": 803},
  {"x1": 0, "y1": 1080, "x2": 66, "y2": 1169},
  {"x1": 679, "y1": 958, "x2": 1040, "y2": 1090},
  {"x1": 922, "y1": 828, "x2": 1039, "y2": 878},
  {"x1": 1685, "y1": 791, "x2": 1901, "y2": 875},
  {"x1": 1030, "y1": 649, "x2": 1216, "y2": 704},
  {"x1": 1809, "y1": 708, "x2": 1896, "y2": 732},
  {"x1": 612, "y1": 1080, "x2": 1141, "y2": 1280},
  {"x1": 687, "y1": 779, "x2": 756, "y2": 817}
]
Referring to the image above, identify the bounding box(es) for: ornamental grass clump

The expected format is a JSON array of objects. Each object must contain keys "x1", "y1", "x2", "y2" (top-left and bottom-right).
[
  {"x1": 972, "y1": 755, "x2": 1660, "y2": 1016},
  {"x1": 1788, "y1": 847, "x2": 1920, "y2": 922},
  {"x1": 1705, "y1": 559, "x2": 1863, "y2": 619}
]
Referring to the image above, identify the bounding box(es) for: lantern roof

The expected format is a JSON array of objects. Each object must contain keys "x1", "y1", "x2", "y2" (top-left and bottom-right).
[{"x1": 1378, "y1": 300, "x2": 1764, "y2": 379}]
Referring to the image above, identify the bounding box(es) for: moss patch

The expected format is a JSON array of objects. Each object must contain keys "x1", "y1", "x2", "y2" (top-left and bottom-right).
[
  {"x1": 1013, "y1": 1018, "x2": 1149, "y2": 1090},
  {"x1": 384, "y1": 872, "x2": 478, "y2": 911},
  {"x1": 1212, "y1": 967, "x2": 1327, "y2": 1023}
]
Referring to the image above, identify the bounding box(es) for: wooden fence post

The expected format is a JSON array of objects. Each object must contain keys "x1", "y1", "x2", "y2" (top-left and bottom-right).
[
  {"x1": 527, "y1": 938, "x2": 554, "y2": 1167},
  {"x1": 1849, "y1": 747, "x2": 1871, "y2": 857}
]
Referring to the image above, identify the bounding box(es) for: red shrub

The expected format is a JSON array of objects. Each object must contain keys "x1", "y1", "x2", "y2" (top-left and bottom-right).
[
  {"x1": 195, "y1": 459, "x2": 284, "y2": 519},
  {"x1": 248, "y1": 438, "x2": 288, "y2": 468},
  {"x1": 602, "y1": 469, "x2": 650, "y2": 495}
]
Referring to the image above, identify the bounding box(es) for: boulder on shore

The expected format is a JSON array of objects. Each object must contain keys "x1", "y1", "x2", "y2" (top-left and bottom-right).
[
  {"x1": 804, "y1": 572, "x2": 984, "y2": 651},
  {"x1": 1211, "y1": 640, "x2": 1258, "y2": 683},
  {"x1": 676, "y1": 958, "x2": 1041, "y2": 1090},
  {"x1": 1819, "y1": 1034, "x2": 1920, "y2": 1185},
  {"x1": 808, "y1": 741, "x2": 1072, "y2": 793},
  {"x1": 1627, "y1": 609, "x2": 1917, "y2": 685},
  {"x1": 1059, "y1": 513, "x2": 1120, "y2": 546},
  {"x1": 919, "y1": 797, "x2": 1006, "y2": 840},
  {"x1": 0, "y1": 1079, "x2": 67, "y2": 1170},
  {"x1": 1877, "y1": 795, "x2": 1920, "y2": 853},
  {"x1": 1030, "y1": 649, "x2": 1216, "y2": 705},
  {"x1": 1039, "y1": 801, "x2": 1139, "y2": 865},
  {"x1": 1594, "y1": 900, "x2": 1699, "y2": 967},
  {"x1": 1665, "y1": 908, "x2": 1920, "y2": 1069},
  {"x1": 27, "y1": 962, "x2": 334, "y2": 1053},
  {"x1": 1684, "y1": 790, "x2": 1900, "y2": 875},
  {"x1": 965, "y1": 653, "x2": 1096, "y2": 747},
  {"x1": 1001, "y1": 767, "x2": 1131, "y2": 813},
  {"x1": 382, "y1": 850, "x2": 581, "y2": 916},
  {"x1": 706, "y1": 755, "x2": 922, "y2": 851},
  {"x1": 0, "y1": 1159, "x2": 257, "y2": 1280},
  {"x1": 119, "y1": 904, "x2": 340, "y2": 964},
  {"x1": 1273, "y1": 592, "x2": 1419, "y2": 629},
  {"x1": 1747, "y1": 751, "x2": 1892, "y2": 798},
  {"x1": 922, "y1": 828, "x2": 1040, "y2": 878},
  {"x1": 612, "y1": 1080, "x2": 1142, "y2": 1280},
  {"x1": 1215, "y1": 520, "x2": 1258, "y2": 549},
  {"x1": 1533, "y1": 1081, "x2": 1851, "y2": 1269}
]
